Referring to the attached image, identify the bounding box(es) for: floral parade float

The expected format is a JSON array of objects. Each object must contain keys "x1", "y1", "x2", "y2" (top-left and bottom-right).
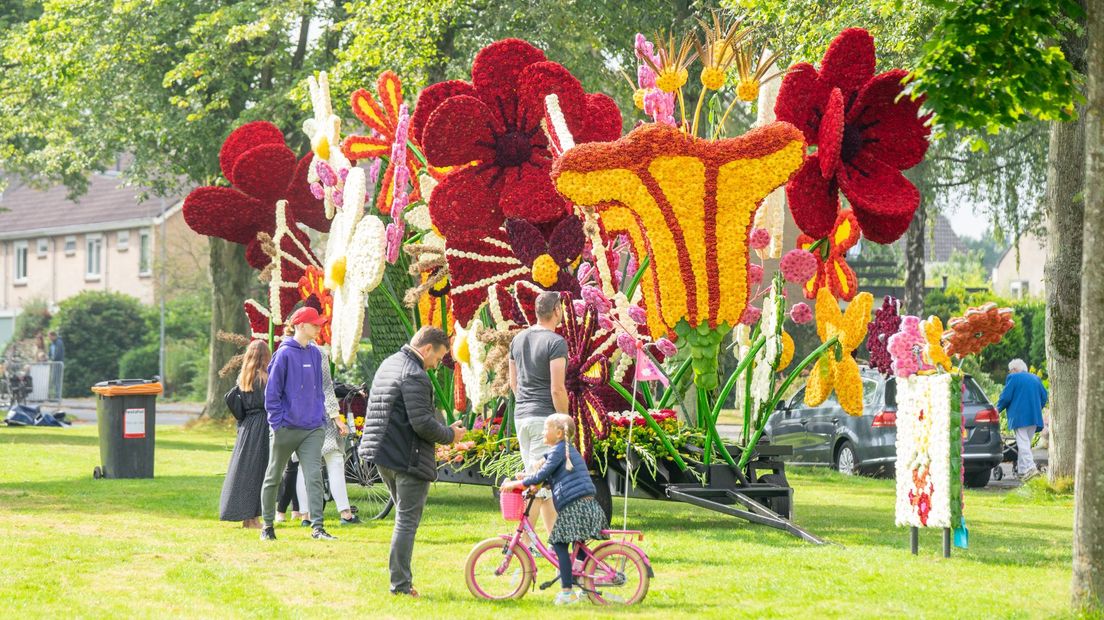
[{"x1": 180, "y1": 19, "x2": 949, "y2": 540}]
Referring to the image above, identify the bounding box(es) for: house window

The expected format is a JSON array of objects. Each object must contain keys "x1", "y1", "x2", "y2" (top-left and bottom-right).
[
  {"x1": 37, "y1": 238, "x2": 49, "y2": 258},
  {"x1": 138, "y1": 230, "x2": 151, "y2": 276},
  {"x1": 86, "y1": 234, "x2": 103, "y2": 279},
  {"x1": 64, "y1": 236, "x2": 77, "y2": 256},
  {"x1": 14, "y1": 241, "x2": 28, "y2": 283},
  {"x1": 1010, "y1": 280, "x2": 1028, "y2": 300},
  {"x1": 117, "y1": 230, "x2": 130, "y2": 251}
]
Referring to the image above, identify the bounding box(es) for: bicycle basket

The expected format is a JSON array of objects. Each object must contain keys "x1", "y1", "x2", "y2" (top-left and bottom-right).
[{"x1": 499, "y1": 488, "x2": 525, "y2": 521}]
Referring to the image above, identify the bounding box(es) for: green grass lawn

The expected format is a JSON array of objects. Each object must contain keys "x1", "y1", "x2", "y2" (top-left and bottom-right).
[{"x1": 0, "y1": 425, "x2": 1078, "y2": 619}]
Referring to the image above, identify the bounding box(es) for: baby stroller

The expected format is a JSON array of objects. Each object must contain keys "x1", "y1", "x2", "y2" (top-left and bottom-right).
[
  {"x1": 332, "y1": 382, "x2": 394, "y2": 519},
  {"x1": 992, "y1": 435, "x2": 1047, "y2": 481}
]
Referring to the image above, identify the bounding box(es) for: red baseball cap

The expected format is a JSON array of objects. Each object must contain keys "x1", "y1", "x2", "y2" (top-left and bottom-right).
[{"x1": 288, "y1": 306, "x2": 328, "y2": 326}]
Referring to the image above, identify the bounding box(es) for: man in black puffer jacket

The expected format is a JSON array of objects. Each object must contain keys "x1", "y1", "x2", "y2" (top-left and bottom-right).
[{"x1": 358, "y1": 326, "x2": 464, "y2": 596}]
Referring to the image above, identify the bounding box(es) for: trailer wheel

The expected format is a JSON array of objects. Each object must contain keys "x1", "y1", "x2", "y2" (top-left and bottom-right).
[
  {"x1": 93, "y1": 466, "x2": 103, "y2": 480},
  {"x1": 757, "y1": 473, "x2": 792, "y2": 520}
]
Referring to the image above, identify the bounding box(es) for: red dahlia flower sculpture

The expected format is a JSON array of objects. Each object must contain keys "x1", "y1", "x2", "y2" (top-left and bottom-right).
[
  {"x1": 556, "y1": 292, "x2": 612, "y2": 462},
  {"x1": 413, "y1": 38, "x2": 623, "y2": 240},
  {"x1": 775, "y1": 28, "x2": 930, "y2": 244},
  {"x1": 183, "y1": 121, "x2": 328, "y2": 269}
]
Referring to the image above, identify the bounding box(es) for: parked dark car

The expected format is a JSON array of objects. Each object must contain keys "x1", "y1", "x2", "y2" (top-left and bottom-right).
[{"x1": 764, "y1": 368, "x2": 1002, "y2": 488}]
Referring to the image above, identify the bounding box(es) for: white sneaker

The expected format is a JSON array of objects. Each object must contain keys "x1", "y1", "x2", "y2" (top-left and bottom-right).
[
  {"x1": 553, "y1": 591, "x2": 581, "y2": 606},
  {"x1": 1022, "y1": 468, "x2": 1041, "y2": 482}
]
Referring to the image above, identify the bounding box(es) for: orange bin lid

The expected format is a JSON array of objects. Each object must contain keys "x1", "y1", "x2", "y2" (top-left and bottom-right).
[{"x1": 91, "y1": 382, "x2": 164, "y2": 397}]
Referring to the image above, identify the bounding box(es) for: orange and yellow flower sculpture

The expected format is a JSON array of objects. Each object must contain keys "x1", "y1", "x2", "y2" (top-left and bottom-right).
[
  {"x1": 805, "y1": 287, "x2": 873, "y2": 415},
  {"x1": 552, "y1": 122, "x2": 805, "y2": 389}
]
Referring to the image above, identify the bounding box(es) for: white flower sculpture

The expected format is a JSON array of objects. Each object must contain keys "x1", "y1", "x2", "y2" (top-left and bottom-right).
[
  {"x1": 750, "y1": 282, "x2": 783, "y2": 415},
  {"x1": 894, "y1": 373, "x2": 954, "y2": 529},
  {"x1": 303, "y1": 71, "x2": 352, "y2": 220},
  {"x1": 452, "y1": 318, "x2": 489, "y2": 413},
  {"x1": 325, "y1": 166, "x2": 387, "y2": 365}
]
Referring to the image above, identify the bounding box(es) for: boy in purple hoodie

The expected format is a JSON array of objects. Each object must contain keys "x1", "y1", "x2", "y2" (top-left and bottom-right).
[{"x1": 259, "y1": 307, "x2": 342, "y2": 541}]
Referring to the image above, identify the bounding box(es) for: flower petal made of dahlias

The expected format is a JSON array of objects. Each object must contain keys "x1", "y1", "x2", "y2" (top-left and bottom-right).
[
  {"x1": 374, "y1": 161, "x2": 399, "y2": 216},
  {"x1": 219, "y1": 121, "x2": 286, "y2": 182},
  {"x1": 818, "y1": 88, "x2": 845, "y2": 179},
  {"x1": 815, "y1": 286, "x2": 844, "y2": 344},
  {"x1": 500, "y1": 160, "x2": 567, "y2": 224},
  {"x1": 429, "y1": 166, "x2": 504, "y2": 240},
  {"x1": 818, "y1": 28, "x2": 876, "y2": 100},
  {"x1": 229, "y1": 143, "x2": 298, "y2": 203},
  {"x1": 471, "y1": 38, "x2": 547, "y2": 126},
  {"x1": 505, "y1": 218, "x2": 548, "y2": 264},
  {"x1": 243, "y1": 299, "x2": 271, "y2": 340},
  {"x1": 287, "y1": 154, "x2": 329, "y2": 232},
  {"x1": 512, "y1": 280, "x2": 545, "y2": 326},
  {"x1": 779, "y1": 331, "x2": 795, "y2": 370},
  {"x1": 376, "y1": 71, "x2": 404, "y2": 129},
  {"x1": 838, "y1": 151, "x2": 919, "y2": 244},
  {"x1": 517, "y1": 60, "x2": 587, "y2": 133},
  {"x1": 332, "y1": 285, "x2": 367, "y2": 366},
  {"x1": 341, "y1": 135, "x2": 392, "y2": 161},
  {"x1": 344, "y1": 214, "x2": 388, "y2": 296},
  {"x1": 575, "y1": 93, "x2": 624, "y2": 144},
  {"x1": 786, "y1": 154, "x2": 840, "y2": 239},
  {"x1": 834, "y1": 354, "x2": 864, "y2": 416},
  {"x1": 839, "y1": 291, "x2": 872, "y2": 353},
  {"x1": 804, "y1": 353, "x2": 834, "y2": 408},
  {"x1": 411, "y1": 80, "x2": 478, "y2": 146},
  {"x1": 824, "y1": 254, "x2": 859, "y2": 301},
  {"x1": 774, "y1": 63, "x2": 830, "y2": 144},
  {"x1": 548, "y1": 215, "x2": 585, "y2": 265},
  {"x1": 182, "y1": 186, "x2": 269, "y2": 244},
  {"x1": 245, "y1": 237, "x2": 273, "y2": 270},
  {"x1": 848, "y1": 69, "x2": 931, "y2": 170},
  {"x1": 422, "y1": 95, "x2": 499, "y2": 168},
  {"x1": 349, "y1": 87, "x2": 395, "y2": 136}
]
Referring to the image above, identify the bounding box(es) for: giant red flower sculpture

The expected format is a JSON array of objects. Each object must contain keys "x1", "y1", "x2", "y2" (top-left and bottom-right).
[
  {"x1": 413, "y1": 38, "x2": 622, "y2": 240},
  {"x1": 775, "y1": 28, "x2": 930, "y2": 244},
  {"x1": 183, "y1": 121, "x2": 328, "y2": 269},
  {"x1": 557, "y1": 291, "x2": 612, "y2": 462}
]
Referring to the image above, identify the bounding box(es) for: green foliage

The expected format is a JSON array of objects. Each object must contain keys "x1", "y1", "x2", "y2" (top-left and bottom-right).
[
  {"x1": 12, "y1": 297, "x2": 51, "y2": 342},
  {"x1": 119, "y1": 343, "x2": 161, "y2": 381},
  {"x1": 50, "y1": 291, "x2": 150, "y2": 396},
  {"x1": 909, "y1": 0, "x2": 1083, "y2": 141},
  {"x1": 926, "y1": 250, "x2": 991, "y2": 289}
]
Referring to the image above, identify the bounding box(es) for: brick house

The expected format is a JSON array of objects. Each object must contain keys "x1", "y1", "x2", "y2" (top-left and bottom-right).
[{"x1": 0, "y1": 173, "x2": 205, "y2": 348}]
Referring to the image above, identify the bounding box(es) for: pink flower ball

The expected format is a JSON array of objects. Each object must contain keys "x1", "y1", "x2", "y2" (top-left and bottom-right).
[
  {"x1": 309, "y1": 182, "x2": 325, "y2": 200},
  {"x1": 739, "y1": 305, "x2": 762, "y2": 326},
  {"x1": 617, "y1": 333, "x2": 638, "y2": 355},
  {"x1": 597, "y1": 314, "x2": 614, "y2": 331},
  {"x1": 749, "y1": 228, "x2": 771, "y2": 250},
  {"x1": 628, "y1": 305, "x2": 648, "y2": 325},
  {"x1": 789, "y1": 302, "x2": 813, "y2": 324},
  {"x1": 332, "y1": 188, "x2": 344, "y2": 208},
  {"x1": 655, "y1": 337, "x2": 678, "y2": 358},
  {"x1": 748, "y1": 263, "x2": 764, "y2": 287},
  {"x1": 780, "y1": 249, "x2": 818, "y2": 284},
  {"x1": 572, "y1": 300, "x2": 588, "y2": 316},
  {"x1": 316, "y1": 160, "x2": 337, "y2": 186}
]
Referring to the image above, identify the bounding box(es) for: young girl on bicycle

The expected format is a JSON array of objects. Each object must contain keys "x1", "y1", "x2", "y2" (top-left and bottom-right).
[{"x1": 501, "y1": 413, "x2": 607, "y2": 606}]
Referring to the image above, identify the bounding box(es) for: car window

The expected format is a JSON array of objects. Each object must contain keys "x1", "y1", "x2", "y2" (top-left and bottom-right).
[
  {"x1": 962, "y1": 376, "x2": 991, "y2": 405},
  {"x1": 788, "y1": 388, "x2": 806, "y2": 410},
  {"x1": 862, "y1": 378, "x2": 880, "y2": 406},
  {"x1": 884, "y1": 377, "x2": 896, "y2": 408}
]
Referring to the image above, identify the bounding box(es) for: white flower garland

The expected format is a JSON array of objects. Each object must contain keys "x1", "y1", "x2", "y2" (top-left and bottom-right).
[
  {"x1": 894, "y1": 373, "x2": 953, "y2": 528},
  {"x1": 752, "y1": 63, "x2": 784, "y2": 260},
  {"x1": 750, "y1": 284, "x2": 782, "y2": 415},
  {"x1": 453, "y1": 319, "x2": 489, "y2": 412}
]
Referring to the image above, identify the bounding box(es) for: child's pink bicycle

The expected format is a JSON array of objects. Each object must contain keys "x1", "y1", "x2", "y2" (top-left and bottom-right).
[{"x1": 464, "y1": 486, "x2": 653, "y2": 604}]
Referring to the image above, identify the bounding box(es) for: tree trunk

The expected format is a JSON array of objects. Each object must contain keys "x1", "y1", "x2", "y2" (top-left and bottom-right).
[
  {"x1": 203, "y1": 238, "x2": 252, "y2": 420},
  {"x1": 1045, "y1": 1, "x2": 1087, "y2": 482},
  {"x1": 1073, "y1": 0, "x2": 1104, "y2": 610},
  {"x1": 903, "y1": 165, "x2": 928, "y2": 315}
]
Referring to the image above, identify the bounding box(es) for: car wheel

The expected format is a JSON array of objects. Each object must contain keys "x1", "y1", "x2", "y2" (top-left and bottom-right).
[
  {"x1": 964, "y1": 468, "x2": 991, "y2": 488},
  {"x1": 835, "y1": 441, "x2": 857, "y2": 476}
]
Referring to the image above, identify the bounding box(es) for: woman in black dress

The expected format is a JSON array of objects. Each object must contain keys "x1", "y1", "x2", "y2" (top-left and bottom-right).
[{"x1": 219, "y1": 340, "x2": 271, "y2": 528}]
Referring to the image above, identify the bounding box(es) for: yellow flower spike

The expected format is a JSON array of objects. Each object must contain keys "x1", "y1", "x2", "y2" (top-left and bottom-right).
[
  {"x1": 804, "y1": 288, "x2": 873, "y2": 415},
  {"x1": 531, "y1": 253, "x2": 560, "y2": 288},
  {"x1": 922, "y1": 315, "x2": 952, "y2": 372},
  {"x1": 640, "y1": 29, "x2": 698, "y2": 95},
  {"x1": 779, "y1": 331, "x2": 795, "y2": 370},
  {"x1": 736, "y1": 79, "x2": 760, "y2": 102}
]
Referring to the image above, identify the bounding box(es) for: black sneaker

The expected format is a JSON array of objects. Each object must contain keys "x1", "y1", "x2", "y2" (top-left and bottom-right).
[
  {"x1": 340, "y1": 515, "x2": 362, "y2": 525},
  {"x1": 260, "y1": 526, "x2": 277, "y2": 541},
  {"x1": 311, "y1": 527, "x2": 337, "y2": 540}
]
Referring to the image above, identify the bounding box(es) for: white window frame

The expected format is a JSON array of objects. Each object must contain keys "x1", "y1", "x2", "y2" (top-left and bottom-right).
[
  {"x1": 64, "y1": 235, "x2": 77, "y2": 256},
  {"x1": 36, "y1": 238, "x2": 49, "y2": 258},
  {"x1": 14, "y1": 241, "x2": 28, "y2": 283},
  {"x1": 116, "y1": 230, "x2": 130, "y2": 252},
  {"x1": 138, "y1": 230, "x2": 152, "y2": 276},
  {"x1": 85, "y1": 234, "x2": 103, "y2": 280}
]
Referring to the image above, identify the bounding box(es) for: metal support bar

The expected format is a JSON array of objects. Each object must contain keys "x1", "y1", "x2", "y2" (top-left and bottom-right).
[
  {"x1": 910, "y1": 527, "x2": 918, "y2": 555},
  {"x1": 943, "y1": 528, "x2": 951, "y2": 558},
  {"x1": 666, "y1": 488, "x2": 826, "y2": 545}
]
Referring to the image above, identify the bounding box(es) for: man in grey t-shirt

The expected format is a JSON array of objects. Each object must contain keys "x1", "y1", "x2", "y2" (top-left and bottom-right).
[{"x1": 509, "y1": 291, "x2": 569, "y2": 534}]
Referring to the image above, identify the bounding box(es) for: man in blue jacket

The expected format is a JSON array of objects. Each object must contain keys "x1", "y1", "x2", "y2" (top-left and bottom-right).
[
  {"x1": 996, "y1": 358, "x2": 1048, "y2": 481},
  {"x1": 259, "y1": 307, "x2": 342, "y2": 541}
]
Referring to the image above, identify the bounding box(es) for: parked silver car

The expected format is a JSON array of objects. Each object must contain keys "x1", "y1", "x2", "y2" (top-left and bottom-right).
[{"x1": 764, "y1": 368, "x2": 1003, "y2": 487}]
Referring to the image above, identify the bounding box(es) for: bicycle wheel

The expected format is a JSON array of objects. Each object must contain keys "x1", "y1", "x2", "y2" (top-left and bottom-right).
[
  {"x1": 582, "y1": 542, "x2": 650, "y2": 605},
  {"x1": 465, "y1": 537, "x2": 534, "y2": 600},
  {"x1": 346, "y1": 456, "x2": 393, "y2": 520}
]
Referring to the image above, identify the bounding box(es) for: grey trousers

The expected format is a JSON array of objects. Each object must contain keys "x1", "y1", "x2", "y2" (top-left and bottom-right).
[
  {"x1": 378, "y1": 466, "x2": 431, "y2": 593},
  {"x1": 1014, "y1": 425, "x2": 1038, "y2": 476},
  {"x1": 261, "y1": 427, "x2": 325, "y2": 528}
]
